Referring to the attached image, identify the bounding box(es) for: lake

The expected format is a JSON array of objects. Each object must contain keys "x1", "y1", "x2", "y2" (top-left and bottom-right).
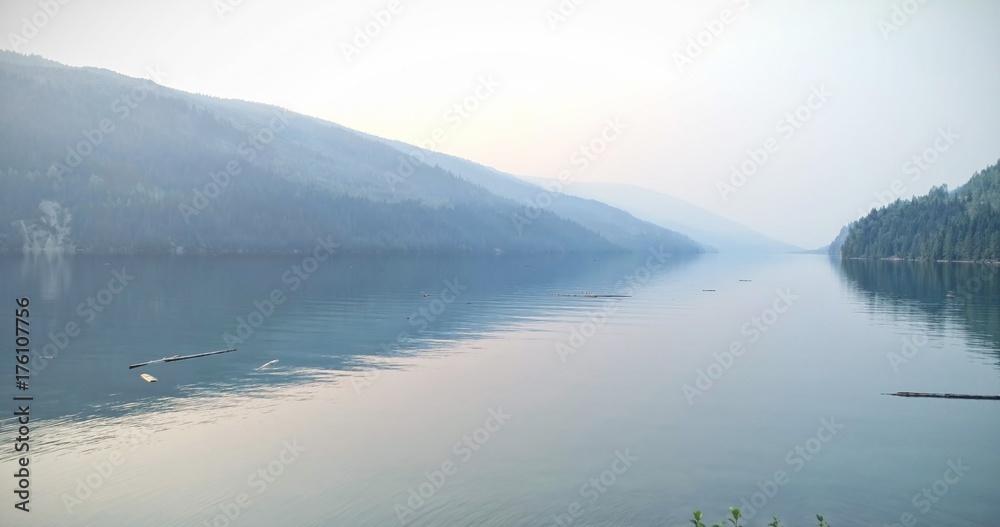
[{"x1": 1, "y1": 252, "x2": 998, "y2": 526}]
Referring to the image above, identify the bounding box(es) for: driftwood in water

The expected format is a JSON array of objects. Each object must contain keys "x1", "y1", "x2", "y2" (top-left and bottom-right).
[
  {"x1": 552, "y1": 293, "x2": 631, "y2": 298},
  {"x1": 128, "y1": 348, "x2": 236, "y2": 369},
  {"x1": 884, "y1": 392, "x2": 1000, "y2": 401}
]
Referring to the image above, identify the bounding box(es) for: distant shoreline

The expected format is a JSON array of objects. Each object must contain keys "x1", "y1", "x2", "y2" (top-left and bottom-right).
[
  {"x1": 841, "y1": 256, "x2": 1000, "y2": 265},
  {"x1": 0, "y1": 247, "x2": 684, "y2": 257}
]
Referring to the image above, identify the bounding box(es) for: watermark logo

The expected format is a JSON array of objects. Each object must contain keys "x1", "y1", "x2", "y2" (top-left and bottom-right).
[
  {"x1": 6, "y1": 0, "x2": 73, "y2": 51},
  {"x1": 341, "y1": 0, "x2": 405, "y2": 63},
  {"x1": 545, "y1": 0, "x2": 588, "y2": 30},
  {"x1": 884, "y1": 458, "x2": 969, "y2": 527},
  {"x1": 384, "y1": 75, "x2": 501, "y2": 192},
  {"x1": 393, "y1": 407, "x2": 511, "y2": 525},
  {"x1": 683, "y1": 288, "x2": 798, "y2": 404},
  {"x1": 511, "y1": 117, "x2": 625, "y2": 234},
  {"x1": 672, "y1": 0, "x2": 751, "y2": 73},
  {"x1": 738, "y1": 417, "x2": 844, "y2": 520},
  {"x1": 879, "y1": 0, "x2": 931, "y2": 41},
  {"x1": 550, "y1": 449, "x2": 637, "y2": 526},
  {"x1": 857, "y1": 127, "x2": 957, "y2": 216},
  {"x1": 716, "y1": 85, "x2": 832, "y2": 201}
]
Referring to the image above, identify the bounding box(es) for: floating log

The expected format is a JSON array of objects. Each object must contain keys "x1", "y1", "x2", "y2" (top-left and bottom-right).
[
  {"x1": 884, "y1": 392, "x2": 1000, "y2": 401},
  {"x1": 129, "y1": 348, "x2": 236, "y2": 369},
  {"x1": 256, "y1": 359, "x2": 279, "y2": 371},
  {"x1": 552, "y1": 293, "x2": 631, "y2": 298}
]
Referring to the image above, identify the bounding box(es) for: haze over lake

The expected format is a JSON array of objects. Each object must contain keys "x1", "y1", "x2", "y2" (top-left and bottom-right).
[
  {"x1": 2, "y1": 1, "x2": 999, "y2": 525},
  {"x1": 2, "y1": 253, "x2": 997, "y2": 526}
]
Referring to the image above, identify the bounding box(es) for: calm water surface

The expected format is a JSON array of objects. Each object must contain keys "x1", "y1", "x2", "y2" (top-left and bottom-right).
[{"x1": 1, "y1": 253, "x2": 998, "y2": 526}]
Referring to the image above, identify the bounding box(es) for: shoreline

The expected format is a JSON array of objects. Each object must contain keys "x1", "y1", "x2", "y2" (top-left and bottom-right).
[{"x1": 841, "y1": 256, "x2": 1000, "y2": 265}]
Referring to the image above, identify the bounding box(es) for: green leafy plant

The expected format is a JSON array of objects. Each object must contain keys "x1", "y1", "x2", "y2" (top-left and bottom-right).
[
  {"x1": 691, "y1": 509, "x2": 830, "y2": 527},
  {"x1": 690, "y1": 508, "x2": 742, "y2": 527}
]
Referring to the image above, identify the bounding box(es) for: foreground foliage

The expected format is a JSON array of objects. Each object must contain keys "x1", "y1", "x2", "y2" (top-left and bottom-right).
[{"x1": 691, "y1": 508, "x2": 830, "y2": 527}]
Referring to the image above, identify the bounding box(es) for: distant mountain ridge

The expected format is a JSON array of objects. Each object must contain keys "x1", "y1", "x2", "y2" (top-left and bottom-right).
[
  {"x1": 834, "y1": 160, "x2": 1000, "y2": 261},
  {"x1": 527, "y1": 179, "x2": 800, "y2": 253},
  {"x1": 350, "y1": 132, "x2": 708, "y2": 253},
  {"x1": 0, "y1": 51, "x2": 704, "y2": 255}
]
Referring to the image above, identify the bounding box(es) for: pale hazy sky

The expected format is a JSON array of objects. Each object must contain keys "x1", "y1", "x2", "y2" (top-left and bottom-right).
[{"x1": 3, "y1": 0, "x2": 999, "y2": 248}]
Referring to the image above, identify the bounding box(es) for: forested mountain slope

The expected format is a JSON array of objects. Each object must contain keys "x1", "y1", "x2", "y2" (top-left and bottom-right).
[
  {"x1": 837, "y1": 161, "x2": 1000, "y2": 260},
  {"x1": 346, "y1": 130, "x2": 707, "y2": 253},
  {"x1": 0, "y1": 51, "x2": 704, "y2": 255}
]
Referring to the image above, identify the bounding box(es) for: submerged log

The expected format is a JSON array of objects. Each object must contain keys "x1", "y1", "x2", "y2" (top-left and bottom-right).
[
  {"x1": 884, "y1": 392, "x2": 1000, "y2": 401},
  {"x1": 552, "y1": 293, "x2": 631, "y2": 298}
]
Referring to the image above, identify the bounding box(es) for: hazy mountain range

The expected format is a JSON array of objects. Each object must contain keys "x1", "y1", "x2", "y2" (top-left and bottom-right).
[
  {"x1": 350, "y1": 132, "x2": 716, "y2": 253},
  {"x1": 0, "y1": 51, "x2": 795, "y2": 256},
  {"x1": 525, "y1": 179, "x2": 801, "y2": 253}
]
